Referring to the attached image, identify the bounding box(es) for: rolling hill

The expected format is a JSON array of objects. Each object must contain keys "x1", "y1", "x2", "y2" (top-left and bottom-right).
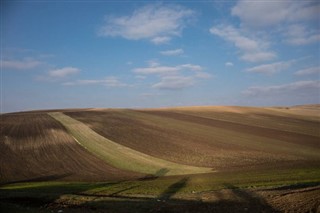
[{"x1": 0, "y1": 105, "x2": 319, "y2": 212}]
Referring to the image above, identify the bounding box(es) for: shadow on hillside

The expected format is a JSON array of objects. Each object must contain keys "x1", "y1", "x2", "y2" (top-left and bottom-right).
[
  {"x1": 0, "y1": 175, "x2": 279, "y2": 213},
  {"x1": 263, "y1": 182, "x2": 320, "y2": 191},
  {"x1": 66, "y1": 178, "x2": 279, "y2": 213},
  {"x1": 0, "y1": 173, "x2": 72, "y2": 186},
  {"x1": 138, "y1": 168, "x2": 170, "y2": 181}
]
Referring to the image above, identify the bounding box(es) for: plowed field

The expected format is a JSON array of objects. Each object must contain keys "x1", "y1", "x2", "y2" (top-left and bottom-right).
[
  {"x1": 65, "y1": 106, "x2": 320, "y2": 170},
  {"x1": 0, "y1": 113, "x2": 140, "y2": 183},
  {"x1": 1, "y1": 105, "x2": 319, "y2": 213}
]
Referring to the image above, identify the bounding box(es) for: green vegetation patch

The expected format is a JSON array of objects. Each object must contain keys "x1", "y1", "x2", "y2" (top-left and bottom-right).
[{"x1": 1, "y1": 166, "x2": 319, "y2": 213}]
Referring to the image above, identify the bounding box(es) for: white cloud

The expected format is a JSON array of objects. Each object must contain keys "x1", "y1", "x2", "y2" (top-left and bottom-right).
[
  {"x1": 135, "y1": 75, "x2": 147, "y2": 80},
  {"x1": 48, "y1": 67, "x2": 80, "y2": 78},
  {"x1": 240, "y1": 52, "x2": 277, "y2": 63},
  {"x1": 284, "y1": 24, "x2": 320, "y2": 46},
  {"x1": 232, "y1": 0, "x2": 319, "y2": 28},
  {"x1": 243, "y1": 80, "x2": 320, "y2": 97},
  {"x1": 210, "y1": 25, "x2": 276, "y2": 62},
  {"x1": 2, "y1": 58, "x2": 42, "y2": 70},
  {"x1": 225, "y1": 62, "x2": 234, "y2": 67},
  {"x1": 98, "y1": 4, "x2": 195, "y2": 44},
  {"x1": 246, "y1": 60, "x2": 293, "y2": 75},
  {"x1": 152, "y1": 76, "x2": 194, "y2": 89},
  {"x1": 133, "y1": 62, "x2": 211, "y2": 90},
  {"x1": 64, "y1": 77, "x2": 127, "y2": 87},
  {"x1": 195, "y1": 71, "x2": 212, "y2": 79},
  {"x1": 210, "y1": 25, "x2": 259, "y2": 51},
  {"x1": 295, "y1": 67, "x2": 320, "y2": 76},
  {"x1": 179, "y1": 64, "x2": 203, "y2": 71},
  {"x1": 148, "y1": 60, "x2": 160, "y2": 67},
  {"x1": 151, "y1": 36, "x2": 171, "y2": 45},
  {"x1": 133, "y1": 66, "x2": 180, "y2": 75},
  {"x1": 160, "y1": 48, "x2": 184, "y2": 56},
  {"x1": 132, "y1": 63, "x2": 203, "y2": 75}
]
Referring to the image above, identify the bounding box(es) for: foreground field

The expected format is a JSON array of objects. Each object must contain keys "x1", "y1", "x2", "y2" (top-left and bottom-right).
[
  {"x1": 1, "y1": 167, "x2": 319, "y2": 212},
  {"x1": 1, "y1": 105, "x2": 319, "y2": 212}
]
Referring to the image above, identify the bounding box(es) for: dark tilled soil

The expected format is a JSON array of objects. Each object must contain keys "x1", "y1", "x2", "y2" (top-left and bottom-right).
[{"x1": 0, "y1": 113, "x2": 141, "y2": 183}]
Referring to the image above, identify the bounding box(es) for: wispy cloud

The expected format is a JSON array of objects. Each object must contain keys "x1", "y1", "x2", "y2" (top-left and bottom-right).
[
  {"x1": 160, "y1": 48, "x2": 184, "y2": 56},
  {"x1": 133, "y1": 65, "x2": 180, "y2": 75},
  {"x1": 151, "y1": 36, "x2": 171, "y2": 45},
  {"x1": 231, "y1": 1, "x2": 320, "y2": 48},
  {"x1": 133, "y1": 63, "x2": 203, "y2": 75},
  {"x1": 232, "y1": 0, "x2": 319, "y2": 28},
  {"x1": 48, "y1": 67, "x2": 80, "y2": 78},
  {"x1": 240, "y1": 52, "x2": 276, "y2": 63},
  {"x1": 246, "y1": 60, "x2": 293, "y2": 75},
  {"x1": 98, "y1": 4, "x2": 195, "y2": 44},
  {"x1": 225, "y1": 62, "x2": 234, "y2": 67},
  {"x1": 210, "y1": 25, "x2": 276, "y2": 62},
  {"x1": 243, "y1": 80, "x2": 320, "y2": 97},
  {"x1": 152, "y1": 75, "x2": 194, "y2": 89},
  {"x1": 133, "y1": 62, "x2": 211, "y2": 90},
  {"x1": 284, "y1": 24, "x2": 320, "y2": 46},
  {"x1": 295, "y1": 66, "x2": 320, "y2": 76},
  {"x1": 1, "y1": 58, "x2": 42, "y2": 70},
  {"x1": 63, "y1": 77, "x2": 127, "y2": 87}
]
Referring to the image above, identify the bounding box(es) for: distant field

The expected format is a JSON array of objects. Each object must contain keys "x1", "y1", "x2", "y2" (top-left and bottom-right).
[
  {"x1": 65, "y1": 106, "x2": 320, "y2": 170},
  {"x1": 1, "y1": 105, "x2": 319, "y2": 212}
]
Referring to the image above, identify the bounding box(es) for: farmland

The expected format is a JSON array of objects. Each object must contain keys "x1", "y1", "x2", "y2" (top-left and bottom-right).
[
  {"x1": 1, "y1": 105, "x2": 320, "y2": 212},
  {"x1": 0, "y1": 112, "x2": 140, "y2": 183}
]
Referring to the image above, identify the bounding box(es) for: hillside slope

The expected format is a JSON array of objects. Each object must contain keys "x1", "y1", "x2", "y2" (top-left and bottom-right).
[
  {"x1": 49, "y1": 112, "x2": 212, "y2": 176},
  {"x1": 65, "y1": 105, "x2": 320, "y2": 170},
  {"x1": 0, "y1": 113, "x2": 141, "y2": 183},
  {"x1": 1, "y1": 105, "x2": 319, "y2": 183}
]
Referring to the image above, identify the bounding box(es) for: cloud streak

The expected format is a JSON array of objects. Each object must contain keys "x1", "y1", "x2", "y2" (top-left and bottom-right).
[
  {"x1": 49, "y1": 67, "x2": 80, "y2": 78},
  {"x1": 284, "y1": 24, "x2": 320, "y2": 46},
  {"x1": 2, "y1": 58, "x2": 42, "y2": 70},
  {"x1": 243, "y1": 80, "x2": 320, "y2": 97},
  {"x1": 63, "y1": 77, "x2": 127, "y2": 87},
  {"x1": 160, "y1": 48, "x2": 184, "y2": 56},
  {"x1": 295, "y1": 67, "x2": 320, "y2": 76},
  {"x1": 152, "y1": 75, "x2": 194, "y2": 89},
  {"x1": 133, "y1": 62, "x2": 211, "y2": 90},
  {"x1": 133, "y1": 63, "x2": 203, "y2": 75},
  {"x1": 210, "y1": 25, "x2": 276, "y2": 62},
  {"x1": 246, "y1": 60, "x2": 293, "y2": 75}
]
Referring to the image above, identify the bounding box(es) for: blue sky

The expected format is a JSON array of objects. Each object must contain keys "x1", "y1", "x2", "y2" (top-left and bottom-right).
[{"x1": 1, "y1": 0, "x2": 319, "y2": 113}]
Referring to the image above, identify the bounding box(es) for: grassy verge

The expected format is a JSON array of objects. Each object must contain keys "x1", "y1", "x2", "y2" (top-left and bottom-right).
[
  {"x1": 1, "y1": 166, "x2": 319, "y2": 196},
  {"x1": 1, "y1": 166, "x2": 319, "y2": 212}
]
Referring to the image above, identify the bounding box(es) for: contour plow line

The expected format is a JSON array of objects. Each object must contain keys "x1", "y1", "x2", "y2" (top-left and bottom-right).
[{"x1": 49, "y1": 112, "x2": 213, "y2": 176}]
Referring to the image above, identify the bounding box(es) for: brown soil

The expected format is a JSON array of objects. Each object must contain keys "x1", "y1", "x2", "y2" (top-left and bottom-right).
[
  {"x1": 65, "y1": 107, "x2": 320, "y2": 171},
  {"x1": 0, "y1": 113, "x2": 141, "y2": 183},
  {"x1": 137, "y1": 110, "x2": 320, "y2": 148}
]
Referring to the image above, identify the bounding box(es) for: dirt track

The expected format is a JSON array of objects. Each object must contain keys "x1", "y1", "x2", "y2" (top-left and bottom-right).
[{"x1": 0, "y1": 113, "x2": 141, "y2": 183}]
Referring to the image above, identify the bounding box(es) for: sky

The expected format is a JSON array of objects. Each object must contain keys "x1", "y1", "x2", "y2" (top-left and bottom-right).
[{"x1": 1, "y1": 0, "x2": 320, "y2": 113}]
